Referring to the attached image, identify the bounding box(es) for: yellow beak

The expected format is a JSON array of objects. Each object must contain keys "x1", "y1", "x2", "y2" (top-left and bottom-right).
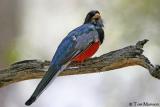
[{"x1": 92, "y1": 13, "x2": 101, "y2": 20}]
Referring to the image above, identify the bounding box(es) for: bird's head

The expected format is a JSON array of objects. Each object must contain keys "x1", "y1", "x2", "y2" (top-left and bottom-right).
[{"x1": 84, "y1": 10, "x2": 104, "y2": 28}]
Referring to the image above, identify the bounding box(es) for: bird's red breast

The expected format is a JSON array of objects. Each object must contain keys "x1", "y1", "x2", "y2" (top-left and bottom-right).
[{"x1": 73, "y1": 41, "x2": 100, "y2": 62}]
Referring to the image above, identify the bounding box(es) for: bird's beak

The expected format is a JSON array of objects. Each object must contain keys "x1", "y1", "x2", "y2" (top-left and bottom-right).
[
  {"x1": 93, "y1": 13, "x2": 104, "y2": 27},
  {"x1": 92, "y1": 13, "x2": 101, "y2": 20},
  {"x1": 91, "y1": 13, "x2": 104, "y2": 27}
]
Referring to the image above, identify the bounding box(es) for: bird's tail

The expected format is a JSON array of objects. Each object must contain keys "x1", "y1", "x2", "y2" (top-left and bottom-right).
[
  {"x1": 25, "y1": 96, "x2": 36, "y2": 106},
  {"x1": 25, "y1": 64, "x2": 61, "y2": 106}
]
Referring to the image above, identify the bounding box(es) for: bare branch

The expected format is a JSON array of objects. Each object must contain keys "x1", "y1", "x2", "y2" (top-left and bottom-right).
[{"x1": 0, "y1": 39, "x2": 160, "y2": 88}]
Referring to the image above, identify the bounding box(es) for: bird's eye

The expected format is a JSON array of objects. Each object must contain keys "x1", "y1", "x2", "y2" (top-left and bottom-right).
[{"x1": 90, "y1": 13, "x2": 95, "y2": 17}]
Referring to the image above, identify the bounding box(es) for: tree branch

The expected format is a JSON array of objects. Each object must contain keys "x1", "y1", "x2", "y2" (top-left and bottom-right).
[{"x1": 0, "y1": 39, "x2": 160, "y2": 88}]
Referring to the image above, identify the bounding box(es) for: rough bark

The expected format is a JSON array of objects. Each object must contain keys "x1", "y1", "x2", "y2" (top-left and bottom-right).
[{"x1": 0, "y1": 39, "x2": 160, "y2": 88}]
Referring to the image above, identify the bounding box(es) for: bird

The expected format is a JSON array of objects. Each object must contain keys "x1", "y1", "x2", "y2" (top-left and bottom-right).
[{"x1": 25, "y1": 10, "x2": 104, "y2": 106}]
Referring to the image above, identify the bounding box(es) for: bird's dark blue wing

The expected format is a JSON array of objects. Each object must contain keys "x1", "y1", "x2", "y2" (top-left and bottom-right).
[{"x1": 25, "y1": 24, "x2": 99, "y2": 106}]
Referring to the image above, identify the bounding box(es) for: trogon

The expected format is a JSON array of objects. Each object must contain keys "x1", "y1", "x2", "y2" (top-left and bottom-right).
[{"x1": 25, "y1": 10, "x2": 104, "y2": 106}]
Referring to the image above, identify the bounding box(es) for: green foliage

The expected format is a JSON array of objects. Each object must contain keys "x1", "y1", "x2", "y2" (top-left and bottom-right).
[{"x1": 4, "y1": 46, "x2": 20, "y2": 64}]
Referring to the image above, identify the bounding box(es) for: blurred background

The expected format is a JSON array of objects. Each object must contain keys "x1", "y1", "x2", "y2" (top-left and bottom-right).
[{"x1": 0, "y1": 0, "x2": 160, "y2": 107}]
